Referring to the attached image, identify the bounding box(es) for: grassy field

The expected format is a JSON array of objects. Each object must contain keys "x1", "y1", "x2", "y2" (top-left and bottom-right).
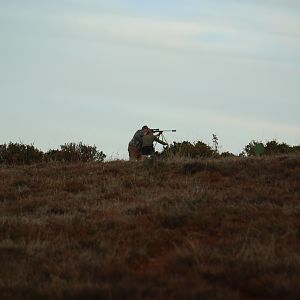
[{"x1": 0, "y1": 154, "x2": 299, "y2": 300}]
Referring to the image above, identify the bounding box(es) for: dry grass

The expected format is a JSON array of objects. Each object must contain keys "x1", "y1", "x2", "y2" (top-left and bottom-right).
[{"x1": 0, "y1": 154, "x2": 299, "y2": 300}]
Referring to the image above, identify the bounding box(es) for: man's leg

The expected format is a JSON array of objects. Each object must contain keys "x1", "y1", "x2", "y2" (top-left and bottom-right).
[{"x1": 128, "y1": 145, "x2": 140, "y2": 161}]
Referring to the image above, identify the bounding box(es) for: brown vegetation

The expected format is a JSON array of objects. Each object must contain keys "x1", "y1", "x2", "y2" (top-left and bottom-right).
[{"x1": 0, "y1": 154, "x2": 299, "y2": 300}]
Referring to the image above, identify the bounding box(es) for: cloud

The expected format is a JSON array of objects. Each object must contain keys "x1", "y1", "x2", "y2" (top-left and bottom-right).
[
  {"x1": 62, "y1": 13, "x2": 207, "y2": 48},
  {"x1": 57, "y1": 8, "x2": 300, "y2": 63},
  {"x1": 2, "y1": 0, "x2": 299, "y2": 63}
]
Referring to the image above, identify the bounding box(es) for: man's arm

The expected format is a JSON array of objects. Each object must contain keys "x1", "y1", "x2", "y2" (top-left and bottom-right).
[{"x1": 154, "y1": 136, "x2": 168, "y2": 146}]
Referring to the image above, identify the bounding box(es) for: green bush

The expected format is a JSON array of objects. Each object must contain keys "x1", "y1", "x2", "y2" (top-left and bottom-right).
[
  {"x1": 242, "y1": 140, "x2": 298, "y2": 156},
  {"x1": 264, "y1": 140, "x2": 291, "y2": 155},
  {"x1": 43, "y1": 149, "x2": 64, "y2": 162},
  {"x1": 292, "y1": 145, "x2": 300, "y2": 153},
  {"x1": 161, "y1": 141, "x2": 216, "y2": 158},
  {"x1": 45, "y1": 142, "x2": 106, "y2": 162},
  {"x1": 0, "y1": 142, "x2": 106, "y2": 164},
  {"x1": 0, "y1": 142, "x2": 44, "y2": 164},
  {"x1": 220, "y1": 151, "x2": 235, "y2": 158},
  {"x1": 242, "y1": 141, "x2": 265, "y2": 156}
]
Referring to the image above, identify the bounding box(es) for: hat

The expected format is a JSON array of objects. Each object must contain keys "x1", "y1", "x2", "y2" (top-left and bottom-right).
[{"x1": 142, "y1": 125, "x2": 149, "y2": 130}]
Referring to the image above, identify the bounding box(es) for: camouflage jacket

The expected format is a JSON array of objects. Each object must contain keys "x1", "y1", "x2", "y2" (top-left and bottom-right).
[{"x1": 128, "y1": 130, "x2": 144, "y2": 151}]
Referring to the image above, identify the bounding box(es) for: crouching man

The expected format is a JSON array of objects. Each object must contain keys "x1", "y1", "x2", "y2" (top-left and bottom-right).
[{"x1": 128, "y1": 125, "x2": 149, "y2": 161}]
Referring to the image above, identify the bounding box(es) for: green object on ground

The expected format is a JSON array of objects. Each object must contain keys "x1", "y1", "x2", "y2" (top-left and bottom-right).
[{"x1": 255, "y1": 143, "x2": 265, "y2": 156}]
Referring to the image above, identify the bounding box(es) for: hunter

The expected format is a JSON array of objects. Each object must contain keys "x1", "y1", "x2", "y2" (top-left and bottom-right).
[{"x1": 128, "y1": 125, "x2": 150, "y2": 160}]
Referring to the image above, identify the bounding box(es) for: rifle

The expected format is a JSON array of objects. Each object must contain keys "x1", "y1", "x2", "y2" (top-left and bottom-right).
[
  {"x1": 150, "y1": 128, "x2": 176, "y2": 135},
  {"x1": 150, "y1": 129, "x2": 176, "y2": 146}
]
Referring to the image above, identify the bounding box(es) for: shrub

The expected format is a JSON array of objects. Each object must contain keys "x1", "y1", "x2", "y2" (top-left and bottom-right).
[
  {"x1": 220, "y1": 151, "x2": 236, "y2": 158},
  {"x1": 264, "y1": 140, "x2": 291, "y2": 155},
  {"x1": 242, "y1": 140, "x2": 264, "y2": 157},
  {"x1": 0, "y1": 142, "x2": 44, "y2": 164},
  {"x1": 292, "y1": 145, "x2": 300, "y2": 153},
  {"x1": 161, "y1": 141, "x2": 216, "y2": 158},
  {"x1": 242, "y1": 140, "x2": 298, "y2": 156},
  {"x1": 45, "y1": 142, "x2": 106, "y2": 162},
  {"x1": 43, "y1": 149, "x2": 64, "y2": 162},
  {"x1": 0, "y1": 142, "x2": 106, "y2": 164}
]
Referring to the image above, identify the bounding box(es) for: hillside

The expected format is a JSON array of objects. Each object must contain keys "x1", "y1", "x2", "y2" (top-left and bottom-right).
[{"x1": 0, "y1": 154, "x2": 299, "y2": 300}]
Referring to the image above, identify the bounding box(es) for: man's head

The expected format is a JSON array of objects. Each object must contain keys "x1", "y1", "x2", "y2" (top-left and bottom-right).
[{"x1": 142, "y1": 125, "x2": 149, "y2": 134}]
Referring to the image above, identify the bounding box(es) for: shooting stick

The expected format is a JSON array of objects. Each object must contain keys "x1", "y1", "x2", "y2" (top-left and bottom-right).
[{"x1": 153, "y1": 130, "x2": 176, "y2": 149}]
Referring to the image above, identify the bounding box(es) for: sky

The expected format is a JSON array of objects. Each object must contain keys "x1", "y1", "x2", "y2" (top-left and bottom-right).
[{"x1": 1, "y1": 0, "x2": 300, "y2": 159}]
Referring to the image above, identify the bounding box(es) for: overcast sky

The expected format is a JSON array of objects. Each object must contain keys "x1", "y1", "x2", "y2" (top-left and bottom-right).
[{"x1": 1, "y1": 0, "x2": 299, "y2": 158}]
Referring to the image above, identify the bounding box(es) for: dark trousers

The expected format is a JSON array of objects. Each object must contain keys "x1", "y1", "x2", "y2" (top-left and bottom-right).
[{"x1": 141, "y1": 146, "x2": 154, "y2": 155}]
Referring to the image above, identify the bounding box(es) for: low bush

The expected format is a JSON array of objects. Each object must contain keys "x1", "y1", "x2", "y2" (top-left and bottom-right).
[
  {"x1": 0, "y1": 142, "x2": 106, "y2": 164},
  {"x1": 45, "y1": 142, "x2": 106, "y2": 162},
  {"x1": 242, "y1": 140, "x2": 299, "y2": 156},
  {"x1": 161, "y1": 141, "x2": 216, "y2": 158},
  {"x1": 0, "y1": 142, "x2": 43, "y2": 164}
]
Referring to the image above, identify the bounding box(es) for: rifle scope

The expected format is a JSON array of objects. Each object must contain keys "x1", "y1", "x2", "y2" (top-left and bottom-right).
[{"x1": 151, "y1": 129, "x2": 176, "y2": 133}]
